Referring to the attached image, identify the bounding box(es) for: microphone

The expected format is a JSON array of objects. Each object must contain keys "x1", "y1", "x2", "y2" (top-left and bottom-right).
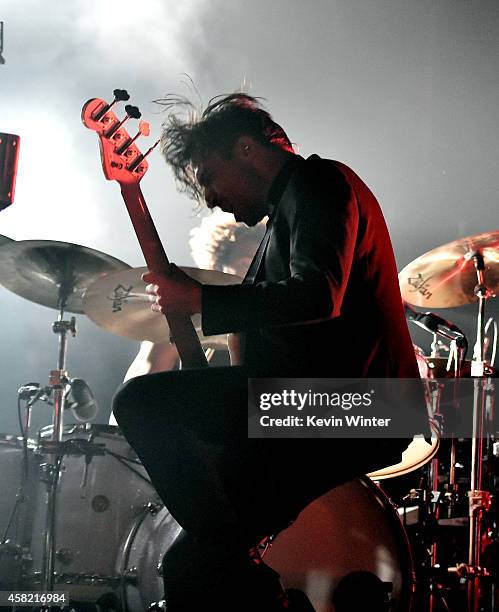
[
  {"x1": 405, "y1": 303, "x2": 468, "y2": 359},
  {"x1": 415, "y1": 312, "x2": 463, "y2": 337},
  {"x1": 18, "y1": 383, "x2": 41, "y2": 400},
  {"x1": 66, "y1": 378, "x2": 99, "y2": 422},
  {"x1": 405, "y1": 304, "x2": 464, "y2": 336}
]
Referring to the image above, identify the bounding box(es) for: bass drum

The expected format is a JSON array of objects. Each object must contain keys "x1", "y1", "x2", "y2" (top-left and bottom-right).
[
  {"x1": 121, "y1": 477, "x2": 413, "y2": 612},
  {"x1": 265, "y1": 477, "x2": 414, "y2": 612},
  {"x1": 118, "y1": 505, "x2": 182, "y2": 611}
]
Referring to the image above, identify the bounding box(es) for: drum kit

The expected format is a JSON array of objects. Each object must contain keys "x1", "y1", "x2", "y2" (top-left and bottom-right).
[
  {"x1": 0, "y1": 230, "x2": 497, "y2": 611},
  {"x1": 0, "y1": 237, "x2": 234, "y2": 610}
]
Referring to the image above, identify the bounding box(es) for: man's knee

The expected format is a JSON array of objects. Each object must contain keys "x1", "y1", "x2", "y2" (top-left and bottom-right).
[
  {"x1": 112, "y1": 375, "x2": 154, "y2": 425},
  {"x1": 162, "y1": 531, "x2": 195, "y2": 578}
]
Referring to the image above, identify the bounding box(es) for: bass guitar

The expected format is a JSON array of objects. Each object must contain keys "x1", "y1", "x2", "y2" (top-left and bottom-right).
[{"x1": 81, "y1": 88, "x2": 208, "y2": 369}]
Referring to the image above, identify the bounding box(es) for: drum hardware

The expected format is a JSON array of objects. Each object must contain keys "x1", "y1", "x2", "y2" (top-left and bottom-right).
[
  {"x1": 0, "y1": 385, "x2": 45, "y2": 585},
  {"x1": 145, "y1": 501, "x2": 162, "y2": 516},
  {"x1": 466, "y1": 255, "x2": 496, "y2": 612},
  {"x1": 0, "y1": 240, "x2": 133, "y2": 604},
  {"x1": 37, "y1": 304, "x2": 78, "y2": 596},
  {"x1": 37, "y1": 437, "x2": 106, "y2": 457},
  {"x1": 30, "y1": 570, "x2": 123, "y2": 587},
  {"x1": 0, "y1": 541, "x2": 24, "y2": 593},
  {"x1": 484, "y1": 318, "x2": 497, "y2": 369},
  {"x1": 24, "y1": 425, "x2": 158, "y2": 608},
  {"x1": 400, "y1": 232, "x2": 498, "y2": 611}
]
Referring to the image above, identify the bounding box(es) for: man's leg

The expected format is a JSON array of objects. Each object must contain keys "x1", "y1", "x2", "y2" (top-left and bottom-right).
[
  {"x1": 113, "y1": 368, "x2": 407, "y2": 610},
  {"x1": 113, "y1": 366, "x2": 248, "y2": 539},
  {"x1": 113, "y1": 366, "x2": 294, "y2": 610}
]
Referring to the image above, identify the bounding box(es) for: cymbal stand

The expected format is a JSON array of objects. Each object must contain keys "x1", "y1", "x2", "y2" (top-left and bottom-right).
[
  {"x1": 425, "y1": 378, "x2": 447, "y2": 612},
  {"x1": 39, "y1": 296, "x2": 76, "y2": 597},
  {"x1": 410, "y1": 324, "x2": 468, "y2": 610},
  {"x1": 465, "y1": 252, "x2": 495, "y2": 611}
]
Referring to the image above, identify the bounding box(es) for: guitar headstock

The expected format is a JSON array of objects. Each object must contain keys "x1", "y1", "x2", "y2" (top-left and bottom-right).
[{"x1": 81, "y1": 89, "x2": 158, "y2": 185}]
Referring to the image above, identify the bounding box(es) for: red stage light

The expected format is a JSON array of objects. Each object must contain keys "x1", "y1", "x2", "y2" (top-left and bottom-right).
[{"x1": 0, "y1": 133, "x2": 20, "y2": 211}]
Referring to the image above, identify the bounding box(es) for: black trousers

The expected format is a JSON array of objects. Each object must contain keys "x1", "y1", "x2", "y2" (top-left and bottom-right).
[{"x1": 113, "y1": 366, "x2": 406, "y2": 610}]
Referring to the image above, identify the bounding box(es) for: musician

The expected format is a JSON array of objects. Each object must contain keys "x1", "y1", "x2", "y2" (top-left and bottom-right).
[{"x1": 113, "y1": 94, "x2": 422, "y2": 611}]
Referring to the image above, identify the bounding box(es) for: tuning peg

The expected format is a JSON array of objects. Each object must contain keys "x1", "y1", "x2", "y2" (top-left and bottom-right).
[
  {"x1": 115, "y1": 120, "x2": 151, "y2": 156},
  {"x1": 124, "y1": 105, "x2": 141, "y2": 120},
  {"x1": 139, "y1": 121, "x2": 151, "y2": 137},
  {"x1": 113, "y1": 89, "x2": 130, "y2": 102},
  {"x1": 92, "y1": 89, "x2": 130, "y2": 121},
  {"x1": 104, "y1": 104, "x2": 143, "y2": 139}
]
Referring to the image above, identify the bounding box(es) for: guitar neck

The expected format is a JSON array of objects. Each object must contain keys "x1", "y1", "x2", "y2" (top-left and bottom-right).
[{"x1": 120, "y1": 182, "x2": 208, "y2": 369}]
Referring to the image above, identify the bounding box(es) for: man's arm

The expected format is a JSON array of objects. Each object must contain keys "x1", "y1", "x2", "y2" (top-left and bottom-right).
[
  {"x1": 142, "y1": 163, "x2": 358, "y2": 335},
  {"x1": 123, "y1": 341, "x2": 180, "y2": 381},
  {"x1": 108, "y1": 340, "x2": 179, "y2": 425}
]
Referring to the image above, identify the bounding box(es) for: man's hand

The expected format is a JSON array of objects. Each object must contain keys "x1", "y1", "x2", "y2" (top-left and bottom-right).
[{"x1": 143, "y1": 264, "x2": 202, "y2": 316}]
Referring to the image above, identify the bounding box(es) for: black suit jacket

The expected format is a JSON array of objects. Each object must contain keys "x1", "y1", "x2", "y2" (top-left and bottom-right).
[{"x1": 202, "y1": 155, "x2": 419, "y2": 378}]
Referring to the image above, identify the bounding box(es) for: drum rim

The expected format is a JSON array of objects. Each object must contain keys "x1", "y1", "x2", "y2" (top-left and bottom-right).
[
  {"x1": 368, "y1": 436, "x2": 440, "y2": 480},
  {"x1": 38, "y1": 423, "x2": 122, "y2": 439},
  {"x1": 357, "y1": 475, "x2": 415, "y2": 612}
]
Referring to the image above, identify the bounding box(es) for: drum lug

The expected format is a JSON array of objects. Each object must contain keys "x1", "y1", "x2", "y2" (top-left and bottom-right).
[
  {"x1": 38, "y1": 461, "x2": 63, "y2": 485},
  {"x1": 55, "y1": 547, "x2": 75, "y2": 566},
  {"x1": 124, "y1": 566, "x2": 138, "y2": 583},
  {"x1": 145, "y1": 501, "x2": 162, "y2": 516}
]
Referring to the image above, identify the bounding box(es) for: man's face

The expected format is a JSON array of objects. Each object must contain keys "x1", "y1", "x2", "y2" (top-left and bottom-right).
[{"x1": 195, "y1": 149, "x2": 267, "y2": 226}]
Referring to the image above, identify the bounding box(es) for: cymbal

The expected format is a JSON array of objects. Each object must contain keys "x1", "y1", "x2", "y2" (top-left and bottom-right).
[
  {"x1": 0, "y1": 234, "x2": 14, "y2": 248},
  {"x1": 399, "y1": 231, "x2": 499, "y2": 308},
  {"x1": 0, "y1": 240, "x2": 130, "y2": 313},
  {"x1": 83, "y1": 266, "x2": 243, "y2": 347}
]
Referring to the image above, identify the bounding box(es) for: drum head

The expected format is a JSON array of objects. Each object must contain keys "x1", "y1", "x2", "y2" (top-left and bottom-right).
[{"x1": 368, "y1": 435, "x2": 439, "y2": 480}]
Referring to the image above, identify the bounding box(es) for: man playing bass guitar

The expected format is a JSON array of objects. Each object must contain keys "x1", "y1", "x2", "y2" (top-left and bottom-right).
[{"x1": 113, "y1": 94, "x2": 422, "y2": 611}]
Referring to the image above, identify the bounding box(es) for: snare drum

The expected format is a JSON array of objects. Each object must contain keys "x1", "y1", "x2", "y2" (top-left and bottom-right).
[{"x1": 27, "y1": 425, "x2": 158, "y2": 605}]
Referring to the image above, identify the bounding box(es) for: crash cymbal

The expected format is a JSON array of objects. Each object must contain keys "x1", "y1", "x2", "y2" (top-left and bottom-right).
[
  {"x1": 0, "y1": 234, "x2": 14, "y2": 248},
  {"x1": 0, "y1": 240, "x2": 130, "y2": 313},
  {"x1": 399, "y1": 231, "x2": 499, "y2": 308},
  {"x1": 83, "y1": 266, "x2": 242, "y2": 347}
]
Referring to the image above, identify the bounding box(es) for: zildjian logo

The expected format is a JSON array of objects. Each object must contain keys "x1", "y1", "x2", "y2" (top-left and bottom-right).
[
  {"x1": 108, "y1": 284, "x2": 134, "y2": 313},
  {"x1": 407, "y1": 274, "x2": 433, "y2": 300}
]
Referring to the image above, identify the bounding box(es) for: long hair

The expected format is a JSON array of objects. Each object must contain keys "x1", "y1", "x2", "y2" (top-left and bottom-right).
[{"x1": 157, "y1": 93, "x2": 294, "y2": 204}]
